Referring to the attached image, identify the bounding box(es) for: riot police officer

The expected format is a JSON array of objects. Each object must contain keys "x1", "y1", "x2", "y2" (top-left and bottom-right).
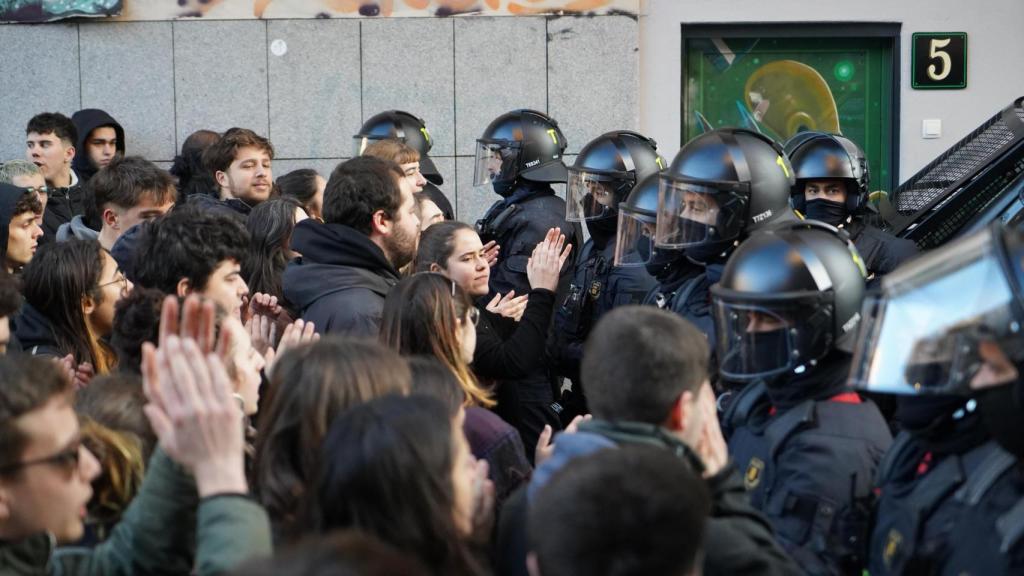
[
  {"x1": 473, "y1": 109, "x2": 580, "y2": 453},
  {"x1": 551, "y1": 131, "x2": 661, "y2": 417},
  {"x1": 785, "y1": 131, "x2": 917, "y2": 277},
  {"x1": 643, "y1": 128, "x2": 799, "y2": 361},
  {"x1": 354, "y1": 109, "x2": 454, "y2": 217},
  {"x1": 849, "y1": 222, "x2": 1024, "y2": 575},
  {"x1": 717, "y1": 221, "x2": 892, "y2": 575}
]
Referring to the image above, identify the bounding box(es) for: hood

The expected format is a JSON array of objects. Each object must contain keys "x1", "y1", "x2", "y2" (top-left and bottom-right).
[
  {"x1": 0, "y1": 183, "x2": 27, "y2": 264},
  {"x1": 111, "y1": 222, "x2": 144, "y2": 283},
  {"x1": 55, "y1": 214, "x2": 100, "y2": 243},
  {"x1": 71, "y1": 109, "x2": 125, "y2": 181},
  {"x1": 14, "y1": 302, "x2": 60, "y2": 354},
  {"x1": 283, "y1": 220, "x2": 400, "y2": 310}
]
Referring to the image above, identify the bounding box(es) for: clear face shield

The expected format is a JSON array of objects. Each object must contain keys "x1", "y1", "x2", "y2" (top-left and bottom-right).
[
  {"x1": 713, "y1": 292, "x2": 833, "y2": 381},
  {"x1": 473, "y1": 141, "x2": 519, "y2": 187},
  {"x1": 849, "y1": 227, "x2": 1024, "y2": 396},
  {"x1": 654, "y1": 176, "x2": 747, "y2": 249},
  {"x1": 353, "y1": 135, "x2": 384, "y2": 157},
  {"x1": 566, "y1": 170, "x2": 622, "y2": 222},
  {"x1": 614, "y1": 208, "x2": 658, "y2": 267}
]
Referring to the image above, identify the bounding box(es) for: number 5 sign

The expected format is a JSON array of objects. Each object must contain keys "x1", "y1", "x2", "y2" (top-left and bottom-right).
[{"x1": 912, "y1": 32, "x2": 967, "y2": 89}]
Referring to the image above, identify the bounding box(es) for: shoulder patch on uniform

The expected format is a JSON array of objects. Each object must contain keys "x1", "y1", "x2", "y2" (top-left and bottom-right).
[{"x1": 745, "y1": 457, "x2": 765, "y2": 490}]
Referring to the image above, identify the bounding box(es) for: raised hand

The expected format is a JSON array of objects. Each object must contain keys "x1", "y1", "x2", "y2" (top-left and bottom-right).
[
  {"x1": 482, "y1": 241, "x2": 501, "y2": 268},
  {"x1": 526, "y1": 228, "x2": 573, "y2": 292}
]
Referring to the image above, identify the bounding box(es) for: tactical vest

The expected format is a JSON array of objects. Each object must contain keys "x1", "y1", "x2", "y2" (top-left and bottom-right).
[
  {"x1": 869, "y1": 433, "x2": 1007, "y2": 575},
  {"x1": 644, "y1": 272, "x2": 716, "y2": 353},
  {"x1": 724, "y1": 381, "x2": 891, "y2": 575}
]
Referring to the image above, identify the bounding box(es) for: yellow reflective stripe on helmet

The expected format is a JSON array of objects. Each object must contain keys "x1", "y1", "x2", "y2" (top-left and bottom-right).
[
  {"x1": 546, "y1": 128, "x2": 558, "y2": 145},
  {"x1": 776, "y1": 155, "x2": 791, "y2": 178}
]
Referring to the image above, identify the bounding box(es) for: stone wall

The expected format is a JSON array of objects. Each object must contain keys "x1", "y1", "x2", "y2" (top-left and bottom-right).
[{"x1": 0, "y1": 14, "x2": 638, "y2": 223}]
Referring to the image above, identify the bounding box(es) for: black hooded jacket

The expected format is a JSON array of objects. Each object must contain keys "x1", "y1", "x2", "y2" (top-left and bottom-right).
[
  {"x1": 71, "y1": 109, "x2": 125, "y2": 183},
  {"x1": 14, "y1": 301, "x2": 62, "y2": 358},
  {"x1": 282, "y1": 220, "x2": 401, "y2": 337}
]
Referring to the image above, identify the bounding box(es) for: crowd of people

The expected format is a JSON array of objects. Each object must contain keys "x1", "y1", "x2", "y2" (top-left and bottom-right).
[{"x1": 0, "y1": 105, "x2": 1022, "y2": 576}]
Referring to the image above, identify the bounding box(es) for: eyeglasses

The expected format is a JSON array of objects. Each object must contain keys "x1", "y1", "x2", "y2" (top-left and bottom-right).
[
  {"x1": 0, "y1": 440, "x2": 82, "y2": 476},
  {"x1": 97, "y1": 272, "x2": 129, "y2": 294},
  {"x1": 23, "y1": 186, "x2": 49, "y2": 196}
]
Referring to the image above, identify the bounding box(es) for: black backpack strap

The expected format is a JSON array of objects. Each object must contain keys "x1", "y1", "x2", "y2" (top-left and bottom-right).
[
  {"x1": 764, "y1": 399, "x2": 817, "y2": 461},
  {"x1": 875, "y1": 431, "x2": 920, "y2": 487},
  {"x1": 956, "y1": 443, "x2": 1017, "y2": 506},
  {"x1": 721, "y1": 381, "x2": 767, "y2": 438}
]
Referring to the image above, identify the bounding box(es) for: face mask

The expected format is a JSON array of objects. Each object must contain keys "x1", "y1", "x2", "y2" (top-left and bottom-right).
[
  {"x1": 635, "y1": 236, "x2": 678, "y2": 277},
  {"x1": 586, "y1": 214, "x2": 618, "y2": 244},
  {"x1": 804, "y1": 198, "x2": 849, "y2": 226},
  {"x1": 492, "y1": 179, "x2": 515, "y2": 197},
  {"x1": 895, "y1": 395, "x2": 969, "y2": 433},
  {"x1": 976, "y1": 384, "x2": 1024, "y2": 459},
  {"x1": 722, "y1": 328, "x2": 790, "y2": 378}
]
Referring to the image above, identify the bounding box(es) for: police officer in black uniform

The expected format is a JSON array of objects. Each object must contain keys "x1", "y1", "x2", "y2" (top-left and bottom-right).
[
  {"x1": 354, "y1": 109, "x2": 454, "y2": 218},
  {"x1": 848, "y1": 222, "x2": 1024, "y2": 575},
  {"x1": 785, "y1": 132, "x2": 917, "y2": 277},
  {"x1": 473, "y1": 109, "x2": 580, "y2": 452},
  {"x1": 642, "y1": 128, "x2": 800, "y2": 362},
  {"x1": 717, "y1": 221, "x2": 893, "y2": 575},
  {"x1": 551, "y1": 130, "x2": 662, "y2": 417}
]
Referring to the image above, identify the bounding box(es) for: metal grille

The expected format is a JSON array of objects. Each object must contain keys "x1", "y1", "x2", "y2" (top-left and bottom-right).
[{"x1": 894, "y1": 114, "x2": 1016, "y2": 214}]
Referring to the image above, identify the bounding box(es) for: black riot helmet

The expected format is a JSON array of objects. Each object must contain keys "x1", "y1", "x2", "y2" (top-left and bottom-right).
[
  {"x1": 785, "y1": 132, "x2": 869, "y2": 215},
  {"x1": 354, "y1": 110, "x2": 443, "y2": 185},
  {"x1": 655, "y1": 128, "x2": 797, "y2": 264},
  {"x1": 849, "y1": 222, "x2": 1024, "y2": 397},
  {"x1": 711, "y1": 220, "x2": 868, "y2": 382},
  {"x1": 566, "y1": 130, "x2": 666, "y2": 223},
  {"x1": 473, "y1": 109, "x2": 568, "y2": 196},
  {"x1": 614, "y1": 173, "x2": 678, "y2": 275}
]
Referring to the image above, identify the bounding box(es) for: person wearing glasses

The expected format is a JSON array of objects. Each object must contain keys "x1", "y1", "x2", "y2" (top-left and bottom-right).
[
  {"x1": 69, "y1": 156, "x2": 176, "y2": 250},
  {"x1": 0, "y1": 183, "x2": 44, "y2": 275},
  {"x1": 0, "y1": 302, "x2": 272, "y2": 574},
  {"x1": 0, "y1": 159, "x2": 49, "y2": 219},
  {"x1": 16, "y1": 239, "x2": 132, "y2": 377}
]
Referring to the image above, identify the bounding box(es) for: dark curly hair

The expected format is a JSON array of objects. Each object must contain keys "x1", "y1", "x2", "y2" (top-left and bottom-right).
[
  {"x1": 0, "y1": 271, "x2": 21, "y2": 318},
  {"x1": 133, "y1": 205, "x2": 249, "y2": 295},
  {"x1": 170, "y1": 129, "x2": 220, "y2": 198},
  {"x1": 323, "y1": 156, "x2": 404, "y2": 234},
  {"x1": 110, "y1": 287, "x2": 165, "y2": 374}
]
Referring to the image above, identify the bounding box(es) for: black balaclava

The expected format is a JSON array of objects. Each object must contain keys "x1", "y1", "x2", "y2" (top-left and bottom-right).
[
  {"x1": 976, "y1": 382, "x2": 1024, "y2": 459},
  {"x1": 804, "y1": 198, "x2": 849, "y2": 226}
]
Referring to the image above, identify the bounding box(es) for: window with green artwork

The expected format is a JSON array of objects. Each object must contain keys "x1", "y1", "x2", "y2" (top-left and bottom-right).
[{"x1": 682, "y1": 24, "x2": 899, "y2": 193}]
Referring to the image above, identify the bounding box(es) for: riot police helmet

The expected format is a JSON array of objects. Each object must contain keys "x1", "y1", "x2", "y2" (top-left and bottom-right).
[
  {"x1": 655, "y1": 128, "x2": 796, "y2": 263},
  {"x1": 473, "y1": 109, "x2": 568, "y2": 194},
  {"x1": 354, "y1": 110, "x2": 443, "y2": 184},
  {"x1": 711, "y1": 220, "x2": 867, "y2": 382},
  {"x1": 566, "y1": 130, "x2": 665, "y2": 223},
  {"x1": 785, "y1": 131, "x2": 869, "y2": 216}
]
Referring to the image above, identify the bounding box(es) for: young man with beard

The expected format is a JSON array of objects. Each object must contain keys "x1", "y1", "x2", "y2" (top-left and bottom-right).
[
  {"x1": 191, "y1": 127, "x2": 273, "y2": 219},
  {"x1": 25, "y1": 113, "x2": 86, "y2": 240},
  {"x1": 283, "y1": 156, "x2": 420, "y2": 337}
]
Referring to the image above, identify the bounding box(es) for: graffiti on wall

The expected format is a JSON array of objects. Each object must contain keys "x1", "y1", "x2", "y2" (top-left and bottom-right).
[
  {"x1": 1, "y1": 0, "x2": 121, "y2": 22},
  {"x1": 110, "y1": 0, "x2": 637, "y2": 20}
]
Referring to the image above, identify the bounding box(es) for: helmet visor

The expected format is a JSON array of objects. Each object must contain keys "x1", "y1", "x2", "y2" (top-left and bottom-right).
[
  {"x1": 567, "y1": 169, "x2": 621, "y2": 222},
  {"x1": 473, "y1": 141, "x2": 518, "y2": 187},
  {"x1": 849, "y1": 228, "x2": 1024, "y2": 396},
  {"x1": 713, "y1": 295, "x2": 831, "y2": 381},
  {"x1": 614, "y1": 208, "x2": 657, "y2": 267},
  {"x1": 655, "y1": 175, "x2": 747, "y2": 249},
  {"x1": 353, "y1": 135, "x2": 387, "y2": 157}
]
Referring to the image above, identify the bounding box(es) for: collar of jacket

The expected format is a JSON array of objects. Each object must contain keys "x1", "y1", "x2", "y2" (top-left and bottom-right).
[
  {"x1": 0, "y1": 531, "x2": 55, "y2": 575},
  {"x1": 578, "y1": 419, "x2": 706, "y2": 475}
]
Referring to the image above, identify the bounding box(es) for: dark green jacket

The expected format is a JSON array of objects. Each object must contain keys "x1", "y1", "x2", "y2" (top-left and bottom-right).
[{"x1": 0, "y1": 449, "x2": 271, "y2": 575}]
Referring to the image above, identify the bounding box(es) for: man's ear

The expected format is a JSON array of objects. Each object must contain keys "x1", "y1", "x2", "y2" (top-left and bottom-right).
[
  {"x1": 526, "y1": 552, "x2": 542, "y2": 576},
  {"x1": 176, "y1": 277, "x2": 192, "y2": 298},
  {"x1": 102, "y1": 207, "x2": 118, "y2": 230},
  {"x1": 429, "y1": 262, "x2": 442, "y2": 273},
  {"x1": 371, "y1": 209, "x2": 391, "y2": 236},
  {"x1": 665, "y1": 390, "x2": 694, "y2": 433},
  {"x1": 64, "y1": 144, "x2": 75, "y2": 163}
]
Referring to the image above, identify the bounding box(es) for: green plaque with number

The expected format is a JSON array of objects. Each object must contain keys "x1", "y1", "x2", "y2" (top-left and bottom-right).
[{"x1": 912, "y1": 32, "x2": 967, "y2": 89}]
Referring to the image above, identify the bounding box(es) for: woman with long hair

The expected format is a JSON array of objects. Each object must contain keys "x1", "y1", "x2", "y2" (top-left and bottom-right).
[
  {"x1": 252, "y1": 338, "x2": 412, "y2": 543},
  {"x1": 310, "y1": 394, "x2": 488, "y2": 576},
  {"x1": 380, "y1": 272, "x2": 490, "y2": 407},
  {"x1": 17, "y1": 239, "x2": 132, "y2": 375},
  {"x1": 276, "y1": 168, "x2": 325, "y2": 221},
  {"x1": 413, "y1": 221, "x2": 570, "y2": 458},
  {"x1": 243, "y1": 196, "x2": 308, "y2": 307}
]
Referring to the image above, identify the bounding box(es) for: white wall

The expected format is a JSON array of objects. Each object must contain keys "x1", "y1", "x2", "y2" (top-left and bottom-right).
[{"x1": 638, "y1": 0, "x2": 1024, "y2": 183}]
